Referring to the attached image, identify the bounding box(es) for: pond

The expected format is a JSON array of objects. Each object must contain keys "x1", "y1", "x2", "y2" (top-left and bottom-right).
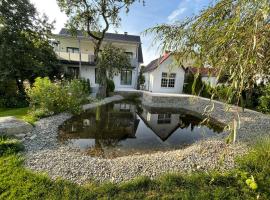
[{"x1": 58, "y1": 100, "x2": 225, "y2": 158}]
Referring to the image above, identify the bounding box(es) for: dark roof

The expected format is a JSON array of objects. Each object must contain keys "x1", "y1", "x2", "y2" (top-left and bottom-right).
[{"x1": 58, "y1": 28, "x2": 143, "y2": 63}]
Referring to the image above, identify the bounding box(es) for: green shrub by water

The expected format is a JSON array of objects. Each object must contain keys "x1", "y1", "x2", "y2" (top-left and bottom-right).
[
  {"x1": 26, "y1": 77, "x2": 92, "y2": 119},
  {"x1": 0, "y1": 137, "x2": 270, "y2": 199}
]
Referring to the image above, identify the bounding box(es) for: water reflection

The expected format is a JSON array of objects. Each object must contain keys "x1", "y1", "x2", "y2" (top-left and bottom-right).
[{"x1": 58, "y1": 100, "x2": 224, "y2": 158}]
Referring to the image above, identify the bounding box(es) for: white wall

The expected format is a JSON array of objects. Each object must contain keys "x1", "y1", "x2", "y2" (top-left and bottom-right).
[
  {"x1": 144, "y1": 57, "x2": 185, "y2": 94},
  {"x1": 202, "y1": 77, "x2": 218, "y2": 87},
  {"x1": 80, "y1": 66, "x2": 138, "y2": 91}
]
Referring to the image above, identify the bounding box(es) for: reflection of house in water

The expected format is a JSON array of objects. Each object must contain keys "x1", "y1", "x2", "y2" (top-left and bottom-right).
[
  {"x1": 139, "y1": 108, "x2": 180, "y2": 141},
  {"x1": 59, "y1": 102, "x2": 139, "y2": 142},
  {"x1": 138, "y1": 106, "x2": 211, "y2": 141}
]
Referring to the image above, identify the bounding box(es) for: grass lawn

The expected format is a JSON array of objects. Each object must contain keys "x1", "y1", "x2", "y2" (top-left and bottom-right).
[
  {"x1": 0, "y1": 107, "x2": 37, "y2": 124},
  {"x1": 0, "y1": 107, "x2": 29, "y2": 120},
  {"x1": 0, "y1": 137, "x2": 269, "y2": 200}
]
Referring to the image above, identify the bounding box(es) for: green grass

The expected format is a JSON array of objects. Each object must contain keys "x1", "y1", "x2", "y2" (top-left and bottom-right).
[
  {"x1": 0, "y1": 107, "x2": 37, "y2": 124},
  {"x1": 0, "y1": 137, "x2": 270, "y2": 199},
  {"x1": 0, "y1": 107, "x2": 29, "y2": 119}
]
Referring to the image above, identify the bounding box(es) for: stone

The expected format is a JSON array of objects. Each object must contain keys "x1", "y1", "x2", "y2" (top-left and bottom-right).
[
  {"x1": 30, "y1": 134, "x2": 37, "y2": 140},
  {"x1": 0, "y1": 116, "x2": 32, "y2": 135},
  {"x1": 15, "y1": 133, "x2": 26, "y2": 139}
]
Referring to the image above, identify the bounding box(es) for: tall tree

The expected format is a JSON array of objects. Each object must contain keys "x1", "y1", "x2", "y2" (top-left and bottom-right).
[
  {"x1": 146, "y1": 0, "x2": 270, "y2": 105},
  {"x1": 97, "y1": 43, "x2": 132, "y2": 95},
  {"x1": 0, "y1": 0, "x2": 59, "y2": 96},
  {"x1": 57, "y1": 0, "x2": 144, "y2": 97}
]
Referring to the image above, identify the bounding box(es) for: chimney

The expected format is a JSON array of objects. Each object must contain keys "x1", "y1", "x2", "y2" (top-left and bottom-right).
[{"x1": 124, "y1": 32, "x2": 128, "y2": 35}]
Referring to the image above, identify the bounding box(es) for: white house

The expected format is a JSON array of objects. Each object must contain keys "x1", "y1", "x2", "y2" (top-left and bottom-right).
[
  {"x1": 143, "y1": 52, "x2": 218, "y2": 94},
  {"x1": 51, "y1": 28, "x2": 143, "y2": 93}
]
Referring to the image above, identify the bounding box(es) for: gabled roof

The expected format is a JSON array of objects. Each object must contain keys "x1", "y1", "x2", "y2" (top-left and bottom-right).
[
  {"x1": 143, "y1": 52, "x2": 184, "y2": 73},
  {"x1": 186, "y1": 67, "x2": 218, "y2": 77},
  {"x1": 57, "y1": 28, "x2": 143, "y2": 63}
]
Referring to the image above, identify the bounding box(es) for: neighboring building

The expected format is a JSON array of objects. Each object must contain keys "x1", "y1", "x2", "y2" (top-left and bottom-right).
[
  {"x1": 51, "y1": 28, "x2": 143, "y2": 93},
  {"x1": 185, "y1": 67, "x2": 218, "y2": 87},
  {"x1": 143, "y1": 52, "x2": 218, "y2": 94},
  {"x1": 143, "y1": 52, "x2": 190, "y2": 93}
]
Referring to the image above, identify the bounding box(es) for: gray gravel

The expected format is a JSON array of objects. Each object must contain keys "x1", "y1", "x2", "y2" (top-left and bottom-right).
[{"x1": 22, "y1": 95, "x2": 270, "y2": 185}]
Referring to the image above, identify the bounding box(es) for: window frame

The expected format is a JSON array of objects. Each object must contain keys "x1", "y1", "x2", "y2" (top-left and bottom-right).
[
  {"x1": 161, "y1": 72, "x2": 176, "y2": 88},
  {"x1": 121, "y1": 69, "x2": 132, "y2": 85},
  {"x1": 66, "y1": 47, "x2": 80, "y2": 53}
]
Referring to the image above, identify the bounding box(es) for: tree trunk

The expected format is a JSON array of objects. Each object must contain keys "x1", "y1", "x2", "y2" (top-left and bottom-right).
[
  {"x1": 94, "y1": 40, "x2": 107, "y2": 98},
  {"x1": 15, "y1": 76, "x2": 25, "y2": 96}
]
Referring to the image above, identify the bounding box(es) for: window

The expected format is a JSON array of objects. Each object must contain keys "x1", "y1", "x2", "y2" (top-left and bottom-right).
[
  {"x1": 67, "y1": 47, "x2": 79, "y2": 53},
  {"x1": 67, "y1": 67, "x2": 79, "y2": 79},
  {"x1": 121, "y1": 70, "x2": 132, "y2": 85},
  {"x1": 95, "y1": 68, "x2": 98, "y2": 84},
  {"x1": 157, "y1": 114, "x2": 171, "y2": 124},
  {"x1": 119, "y1": 103, "x2": 131, "y2": 111},
  {"x1": 161, "y1": 73, "x2": 176, "y2": 88}
]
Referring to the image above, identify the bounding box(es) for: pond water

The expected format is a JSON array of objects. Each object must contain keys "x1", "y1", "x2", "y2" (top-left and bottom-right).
[{"x1": 58, "y1": 100, "x2": 224, "y2": 158}]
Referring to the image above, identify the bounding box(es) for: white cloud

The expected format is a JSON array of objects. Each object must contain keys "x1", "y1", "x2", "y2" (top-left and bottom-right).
[
  {"x1": 30, "y1": 0, "x2": 68, "y2": 33},
  {"x1": 168, "y1": 7, "x2": 187, "y2": 22}
]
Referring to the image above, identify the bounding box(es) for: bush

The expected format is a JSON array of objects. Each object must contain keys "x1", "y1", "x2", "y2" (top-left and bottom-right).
[
  {"x1": 258, "y1": 84, "x2": 270, "y2": 113},
  {"x1": 183, "y1": 73, "x2": 204, "y2": 95},
  {"x1": 0, "y1": 79, "x2": 28, "y2": 108},
  {"x1": 26, "y1": 77, "x2": 90, "y2": 118},
  {"x1": 0, "y1": 136, "x2": 24, "y2": 156},
  {"x1": 106, "y1": 79, "x2": 115, "y2": 96}
]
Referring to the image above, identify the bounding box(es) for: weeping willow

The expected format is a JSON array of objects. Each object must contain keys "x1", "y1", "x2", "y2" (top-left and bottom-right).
[{"x1": 145, "y1": 0, "x2": 270, "y2": 142}]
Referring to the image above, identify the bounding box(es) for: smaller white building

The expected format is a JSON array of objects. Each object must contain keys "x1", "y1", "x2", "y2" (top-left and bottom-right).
[
  {"x1": 143, "y1": 53, "x2": 218, "y2": 94},
  {"x1": 143, "y1": 53, "x2": 188, "y2": 94}
]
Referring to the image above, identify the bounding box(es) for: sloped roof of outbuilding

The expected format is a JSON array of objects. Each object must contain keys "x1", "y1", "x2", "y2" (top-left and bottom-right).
[{"x1": 143, "y1": 52, "x2": 184, "y2": 73}]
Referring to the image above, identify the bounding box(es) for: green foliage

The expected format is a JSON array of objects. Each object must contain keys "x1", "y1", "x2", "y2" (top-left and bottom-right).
[
  {"x1": 137, "y1": 66, "x2": 146, "y2": 89},
  {"x1": 0, "y1": 79, "x2": 28, "y2": 108},
  {"x1": 183, "y1": 73, "x2": 213, "y2": 98},
  {"x1": 26, "y1": 77, "x2": 90, "y2": 119},
  {"x1": 0, "y1": 136, "x2": 24, "y2": 156},
  {"x1": 97, "y1": 44, "x2": 131, "y2": 97},
  {"x1": 1, "y1": 137, "x2": 270, "y2": 199},
  {"x1": 146, "y1": 0, "x2": 270, "y2": 106},
  {"x1": 258, "y1": 84, "x2": 270, "y2": 113},
  {"x1": 106, "y1": 79, "x2": 115, "y2": 96},
  {"x1": 0, "y1": 0, "x2": 61, "y2": 96}
]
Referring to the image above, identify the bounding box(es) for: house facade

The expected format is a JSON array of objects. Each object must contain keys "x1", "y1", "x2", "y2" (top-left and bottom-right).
[
  {"x1": 51, "y1": 29, "x2": 143, "y2": 93},
  {"x1": 143, "y1": 53, "x2": 218, "y2": 94}
]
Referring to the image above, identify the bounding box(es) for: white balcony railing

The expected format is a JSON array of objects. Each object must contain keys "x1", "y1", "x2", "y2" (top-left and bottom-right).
[
  {"x1": 56, "y1": 51, "x2": 138, "y2": 66},
  {"x1": 55, "y1": 51, "x2": 95, "y2": 63}
]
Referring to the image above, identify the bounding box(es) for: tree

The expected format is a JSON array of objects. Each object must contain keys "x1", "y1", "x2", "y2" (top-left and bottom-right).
[
  {"x1": 0, "y1": 0, "x2": 60, "y2": 96},
  {"x1": 146, "y1": 0, "x2": 270, "y2": 106},
  {"x1": 57, "y1": 0, "x2": 144, "y2": 97},
  {"x1": 137, "y1": 65, "x2": 145, "y2": 89},
  {"x1": 97, "y1": 43, "x2": 132, "y2": 96}
]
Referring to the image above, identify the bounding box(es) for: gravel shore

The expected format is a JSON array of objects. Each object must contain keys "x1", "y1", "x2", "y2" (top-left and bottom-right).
[{"x1": 22, "y1": 95, "x2": 270, "y2": 184}]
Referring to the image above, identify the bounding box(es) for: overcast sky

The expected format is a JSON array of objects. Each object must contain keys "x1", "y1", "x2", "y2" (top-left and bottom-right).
[{"x1": 30, "y1": 0, "x2": 212, "y2": 65}]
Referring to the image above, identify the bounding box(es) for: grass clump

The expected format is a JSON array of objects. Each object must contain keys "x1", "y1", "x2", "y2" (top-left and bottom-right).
[
  {"x1": 0, "y1": 136, "x2": 24, "y2": 156},
  {"x1": 0, "y1": 138, "x2": 270, "y2": 199}
]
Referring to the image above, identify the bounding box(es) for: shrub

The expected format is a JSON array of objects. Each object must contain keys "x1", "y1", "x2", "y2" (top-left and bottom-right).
[
  {"x1": 0, "y1": 79, "x2": 28, "y2": 108},
  {"x1": 183, "y1": 73, "x2": 204, "y2": 95},
  {"x1": 106, "y1": 79, "x2": 115, "y2": 96},
  {"x1": 0, "y1": 136, "x2": 24, "y2": 156},
  {"x1": 258, "y1": 84, "x2": 270, "y2": 113},
  {"x1": 26, "y1": 77, "x2": 90, "y2": 118}
]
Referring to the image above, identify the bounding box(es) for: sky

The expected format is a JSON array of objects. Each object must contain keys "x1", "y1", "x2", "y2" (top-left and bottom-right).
[{"x1": 30, "y1": 0, "x2": 212, "y2": 65}]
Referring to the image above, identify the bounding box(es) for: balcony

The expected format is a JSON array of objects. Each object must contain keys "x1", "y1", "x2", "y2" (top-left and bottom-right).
[{"x1": 55, "y1": 51, "x2": 95, "y2": 64}]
